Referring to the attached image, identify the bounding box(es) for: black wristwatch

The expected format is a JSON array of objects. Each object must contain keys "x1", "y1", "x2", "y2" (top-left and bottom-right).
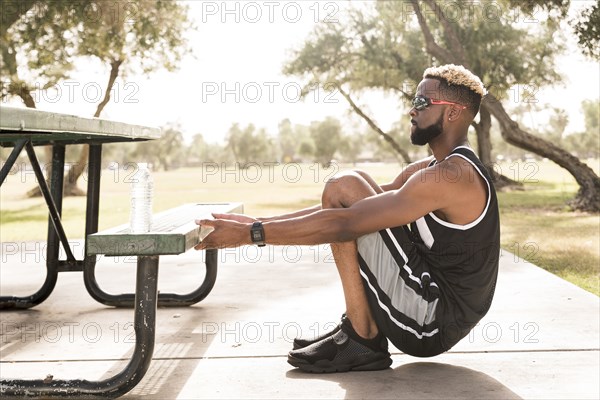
[{"x1": 250, "y1": 221, "x2": 266, "y2": 247}]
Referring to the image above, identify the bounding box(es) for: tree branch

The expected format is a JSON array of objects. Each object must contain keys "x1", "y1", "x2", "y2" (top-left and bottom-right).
[
  {"x1": 422, "y1": 0, "x2": 468, "y2": 66},
  {"x1": 410, "y1": 0, "x2": 456, "y2": 63},
  {"x1": 94, "y1": 59, "x2": 122, "y2": 117},
  {"x1": 336, "y1": 84, "x2": 411, "y2": 163},
  {"x1": 64, "y1": 58, "x2": 123, "y2": 195}
]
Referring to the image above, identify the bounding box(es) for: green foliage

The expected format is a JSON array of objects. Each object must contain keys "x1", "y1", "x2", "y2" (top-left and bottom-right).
[
  {"x1": 298, "y1": 140, "x2": 315, "y2": 159},
  {"x1": 337, "y1": 130, "x2": 366, "y2": 163},
  {"x1": 226, "y1": 123, "x2": 276, "y2": 167},
  {"x1": 278, "y1": 119, "x2": 296, "y2": 162},
  {"x1": 460, "y1": 2, "x2": 564, "y2": 95},
  {"x1": 77, "y1": 1, "x2": 192, "y2": 76},
  {"x1": 187, "y1": 133, "x2": 234, "y2": 165},
  {"x1": 130, "y1": 124, "x2": 186, "y2": 170},
  {"x1": 1, "y1": 0, "x2": 195, "y2": 195},
  {"x1": 283, "y1": 7, "x2": 429, "y2": 99},
  {"x1": 572, "y1": 2, "x2": 600, "y2": 60},
  {"x1": 0, "y1": 1, "x2": 78, "y2": 102},
  {"x1": 501, "y1": 0, "x2": 570, "y2": 18},
  {"x1": 1, "y1": 1, "x2": 193, "y2": 106},
  {"x1": 582, "y1": 98, "x2": 600, "y2": 130},
  {"x1": 101, "y1": 116, "x2": 377, "y2": 169},
  {"x1": 277, "y1": 118, "x2": 313, "y2": 163},
  {"x1": 310, "y1": 116, "x2": 342, "y2": 167},
  {"x1": 563, "y1": 99, "x2": 600, "y2": 159}
]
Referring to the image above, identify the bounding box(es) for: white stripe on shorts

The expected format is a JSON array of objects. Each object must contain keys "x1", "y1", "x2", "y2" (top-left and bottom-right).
[
  {"x1": 359, "y1": 268, "x2": 439, "y2": 339},
  {"x1": 382, "y1": 228, "x2": 439, "y2": 289},
  {"x1": 357, "y1": 232, "x2": 439, "y2": 327}
]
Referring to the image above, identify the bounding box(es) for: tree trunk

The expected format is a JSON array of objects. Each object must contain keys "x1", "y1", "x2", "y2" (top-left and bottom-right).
[
  {"x1": 483, "y1": 97, "x2": 600, "y2": 211},
  {"x1": 63, "y1": 59, "x2": 123, "y2": 196},
  {"x1": 16, "y1": 86, "x2": 55, "y2": 198},
  {"x1": 473, "y1": 107, "x2": 493, "y2": 167},
  {"x1": 472, "y1": 107, "x2": 521, "y2": 190},
  {"x1": 336, "y1": 84, "x2": 412, "y2": 164}
]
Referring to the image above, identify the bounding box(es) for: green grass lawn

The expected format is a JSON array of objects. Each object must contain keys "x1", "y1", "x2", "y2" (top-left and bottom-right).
[
  {"x1": 1, "y1": 160, "x2": 598, "y2": 295},
  {"x1": 496, "y1": 160, "x2": 599, "y2": 296}
]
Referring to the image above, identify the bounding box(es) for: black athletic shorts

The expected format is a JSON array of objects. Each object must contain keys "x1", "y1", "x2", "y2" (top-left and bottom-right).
[{"x1": 357, "y1": 226, "x2": 446, "y2": 357}]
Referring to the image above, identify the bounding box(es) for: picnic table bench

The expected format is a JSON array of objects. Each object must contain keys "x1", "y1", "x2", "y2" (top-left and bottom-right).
[{"x1": 0, "y1": 106, "x2": 242, "y2": 398}]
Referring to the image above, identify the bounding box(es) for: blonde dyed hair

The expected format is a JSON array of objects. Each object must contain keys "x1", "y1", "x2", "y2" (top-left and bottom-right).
[
  {"x1": 423, "y1": 64, "x2": 485, "y2": 115},
  {"x1": 423, "y1": 64, "x2": 486, "y2": 97}
]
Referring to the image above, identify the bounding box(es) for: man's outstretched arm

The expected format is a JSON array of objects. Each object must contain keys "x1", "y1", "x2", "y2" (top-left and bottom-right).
[
  {"x1": 212, "y1": 156, "x2": 434, "y2": 225},
  {"x1": 195, "y1": 160, "x2": 466, "y2": 250},
  {"x1": 212, "y1": 204, "x2": 322, "y2": 224}
]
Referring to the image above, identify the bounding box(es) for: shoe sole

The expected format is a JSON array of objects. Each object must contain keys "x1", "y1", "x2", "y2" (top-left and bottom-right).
[{"x1": 287, "y1": 353, "x2": 392, "y2": 373}]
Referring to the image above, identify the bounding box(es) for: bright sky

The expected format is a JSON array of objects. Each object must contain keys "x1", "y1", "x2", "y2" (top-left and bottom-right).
[{"x1": 7, "y1": 1, "x2": 599, "y2": 144}]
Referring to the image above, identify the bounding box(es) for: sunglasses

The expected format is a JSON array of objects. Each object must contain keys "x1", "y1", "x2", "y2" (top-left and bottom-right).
[{"x1": 412, "y1": 95, "x2": 466, "y2": 111}]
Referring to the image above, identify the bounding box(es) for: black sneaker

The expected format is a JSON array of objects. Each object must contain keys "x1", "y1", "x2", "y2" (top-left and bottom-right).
[
  {"x1": 287, "y1": 316, "x2": 392, "y2": 373},
  {"x1": 292, "y1": 314, "x2": 346, "y2": 350}
]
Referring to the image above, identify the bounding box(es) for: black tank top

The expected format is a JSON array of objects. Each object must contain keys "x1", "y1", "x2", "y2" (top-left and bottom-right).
[{"x1": 410, "y1": 146, "x2": 500, "y2": 349}]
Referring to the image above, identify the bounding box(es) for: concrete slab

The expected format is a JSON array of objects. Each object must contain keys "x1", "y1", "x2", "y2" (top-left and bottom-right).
[{"x1": 1, "y1": 245, "x2": 598, "y2": 399}]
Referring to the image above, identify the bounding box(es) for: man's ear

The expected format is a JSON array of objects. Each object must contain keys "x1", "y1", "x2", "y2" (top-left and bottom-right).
[{"x1": 447, "y1": 106, "x2": 463, "y2": 122}]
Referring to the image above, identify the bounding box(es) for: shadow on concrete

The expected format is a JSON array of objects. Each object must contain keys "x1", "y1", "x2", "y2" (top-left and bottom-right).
[
  {"x1": 104, "y1": 307, "x2": 217, "y2": 399},
  {"x1": 286, "y1": 361, "x2": 522, "y2": 399}
]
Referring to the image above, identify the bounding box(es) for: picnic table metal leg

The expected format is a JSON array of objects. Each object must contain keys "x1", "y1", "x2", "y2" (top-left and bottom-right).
[
  {"x1": 85, "y1": 144, "x2": 102, "y2": 243},
  {"x1": 84, "y1": 249, "x2": 219, "y2": 307},
  {"x1": 155, "y1": 248, "x2": 219, "y2": 305},
  {"x1": 26, "y1": 142, "x2": 76, "y2": 262},
  {"x1": 0, "y1": 138, "x2": 27, "y2": 185},
  {"x1": 0, "y1": 255, "x2": 159, "y2": 399},
  {"x1": 0, "y1": 144, "x2": 66, "y2": 309}
]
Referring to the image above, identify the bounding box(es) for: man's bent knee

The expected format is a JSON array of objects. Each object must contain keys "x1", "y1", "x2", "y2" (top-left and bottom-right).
[{"x1": 321, "y1": 170, "x2": 376, "y2": 209}]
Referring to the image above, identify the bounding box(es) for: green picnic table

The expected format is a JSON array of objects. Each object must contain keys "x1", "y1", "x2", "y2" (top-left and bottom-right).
[{"x1": 0, "y1": 105, "x2": 241, "y2": 398}]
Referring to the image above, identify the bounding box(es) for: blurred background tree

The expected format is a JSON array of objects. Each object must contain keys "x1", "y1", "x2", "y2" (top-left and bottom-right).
[
  {"x1": 570, "y1": 1, "x2": 598, "y2": 60},
  {"x1": 0, "y1": 0, "x2": 193, "y2": 195},
  {"x1": 310, "y1": 116, "x2": 342, "y2": 167},
  {"x1": 563, "y1": 99, "x2": 600, "y2": 160},
  {"x1": 278, "y1": 119, "x2": 296, "y2": 163},
  {"x1": 129, "y1": 124, "x2": 185, "y2": 171},
  {"x1": 186, "y1": 133, "x2": 234, "y2": 166},
  {"x1": 226, "y1": 123, "x2": 276, "y2": 168}
]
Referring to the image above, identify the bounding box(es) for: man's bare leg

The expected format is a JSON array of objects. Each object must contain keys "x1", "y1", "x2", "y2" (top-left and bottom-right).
[{"x1": 322, "y1": 170, "x2": 384, "y2": 340}]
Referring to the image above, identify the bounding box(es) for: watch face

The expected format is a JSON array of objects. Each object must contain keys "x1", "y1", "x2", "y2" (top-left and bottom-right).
[{"x1": 251, "y1": 222, "x2": 265, "y2": 244}]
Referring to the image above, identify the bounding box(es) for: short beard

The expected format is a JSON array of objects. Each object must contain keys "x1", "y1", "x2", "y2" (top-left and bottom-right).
[{"x1": 411, "y1": 114, "x2": 444, "y2": 146}]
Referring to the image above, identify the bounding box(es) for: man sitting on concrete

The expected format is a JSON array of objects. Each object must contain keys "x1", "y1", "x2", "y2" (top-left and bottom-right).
[{"x1": 195, "y1": 64, "x2": 500, "y2": 373}]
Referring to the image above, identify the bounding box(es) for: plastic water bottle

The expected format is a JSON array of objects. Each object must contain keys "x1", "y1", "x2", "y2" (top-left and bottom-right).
[{"x1": 129, "y1": 163, "x2": 153, "y2": 233}]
